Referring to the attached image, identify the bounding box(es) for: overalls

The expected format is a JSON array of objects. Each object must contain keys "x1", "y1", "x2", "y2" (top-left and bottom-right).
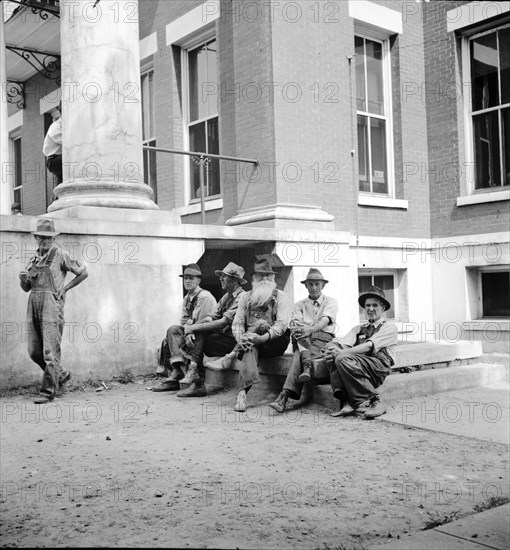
[
  {"x1": 27, "y1": 248, "x2": 65, "y2": 398},
  {"x1": 238, "y1": 292, "x2": 290, "y2": 389}
]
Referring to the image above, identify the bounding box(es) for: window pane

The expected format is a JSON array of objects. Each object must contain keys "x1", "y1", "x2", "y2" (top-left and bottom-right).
[
  {"x1": 473, "y1": 111, "x2": 501, "y2": 188},
  {"x1": 189, "y1": 40, "x2": 217, "y2": 122},
  {"x1": 189, "y1": 121, "x2": 206, "y2": 199},
  {"x1": 373, "y1": 275, "x2": 394, "y2": 320},
  {"x1": 355, "y1": 36, "x2": 366, "y2": 111},
  {"x1": 370, "y1": 118, "x2": 387, "y2": 193},
  {"x1": 481, "y1": 271, "x2": 510, "y2": 317},
  {"x1": 503, "y1": 108, "x2": 510, "y2": 186},
  {"x1": 500, "y1": 28, "x2": 510, "y2": 105},
  {"x1": 366, "y1": 39, "x2": 384, "y2": 115},
  {"x1": 357, "y1": 115, "x2": 369, "y2": 192},
  {"x1": 471, "y1": 31, "x2": 499, "y2": 111},
  {"x1": 14, "y1": 138, "x2": 22, "y2": 189},
  {"x1": 141, "y1": 73, "x2": 149, "y2": 140},
  {"x1": 207, "y1": 117, "x2": 220, "y2": 196}
]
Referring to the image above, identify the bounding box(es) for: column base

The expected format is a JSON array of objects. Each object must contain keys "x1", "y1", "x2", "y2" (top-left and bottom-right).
[
  {"x1": 48, "y1": 181, "x2": 158, "y2": 212},
  {"x1": 225, "y1": 203, "x2": 334, "y2": 229}
]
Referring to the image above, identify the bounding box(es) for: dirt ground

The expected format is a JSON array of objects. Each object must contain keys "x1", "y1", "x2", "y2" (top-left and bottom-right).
[{"x1": 1, "y1": 378, "x2": 509, "y2": 549}]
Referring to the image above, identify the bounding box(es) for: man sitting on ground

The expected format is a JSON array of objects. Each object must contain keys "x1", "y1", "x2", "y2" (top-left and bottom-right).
[
  {"x1": 151, "y1": 264, "x2": 216, "y2": 392},
  {"x1": 230, "y1": 259, "x2": 292, "y2": 412},
  {"x1": 322, "y1": 286, "x2": 397, "y2": 419},
  {"x1": 176, "y1": 262, "x2": 247, "y2": 397},
  {"x1": 269, "y1": 268, "x2": 338, "y2": 413}
]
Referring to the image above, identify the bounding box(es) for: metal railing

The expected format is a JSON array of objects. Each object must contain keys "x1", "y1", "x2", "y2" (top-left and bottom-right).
[{"x1": 142, "y1": 145, "x2": 259, "y2": 224}]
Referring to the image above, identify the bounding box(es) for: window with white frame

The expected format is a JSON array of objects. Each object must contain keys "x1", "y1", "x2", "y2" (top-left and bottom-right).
[
  {"x1": 183, "y1": 36, "x2": 220, "y2": 201},
  {"x1": 358, "y1": 272, "x2": 396, "y2": 319},
  {"x1": 355, "y1": 34, "x2": 393, "y2": 195},
  {"x1": 11, "y1": 135, "x2": 22, "y2": 209},
  {"x1": 141, "y1": 68, "x2": 158, "y2": 202},
  {"x1": 468, "y1": 25, "x2": 510, "y2": 190},
  {"x1": 478, "y1": 267, "x2": 510, "y2": 317}
]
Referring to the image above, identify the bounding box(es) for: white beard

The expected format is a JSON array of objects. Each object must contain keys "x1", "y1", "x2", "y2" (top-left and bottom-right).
[{"x1": 250, "y1": 280, "x2": 277, "y2": 308}]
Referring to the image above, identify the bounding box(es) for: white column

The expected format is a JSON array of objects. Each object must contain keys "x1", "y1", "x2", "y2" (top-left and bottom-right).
[
  {"x1": 49, "y1": 0, "x2": 157, "y2": 211},
  {"x1": 0, "y1": 3, "x2": 11, "y2": 215}
]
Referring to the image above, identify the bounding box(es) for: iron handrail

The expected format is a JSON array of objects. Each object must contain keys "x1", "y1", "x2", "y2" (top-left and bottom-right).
[{"x1": 142, "y1": 145, "x2": 259, "y2": 224}]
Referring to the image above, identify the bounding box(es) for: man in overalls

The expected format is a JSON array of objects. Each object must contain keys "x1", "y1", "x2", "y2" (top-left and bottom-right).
[
  {"x1": 323, "y1": 286, "x2": 397, "y2": 419},
  {"x1": 231, "y1": 259, "x2": 292, "y2": 412},
  {"x1": 19, "y1": 219, "x2": 88, "y2": 404},
  {"x1": 151, "y1": 264, "x2": 216, "y2": 392}
]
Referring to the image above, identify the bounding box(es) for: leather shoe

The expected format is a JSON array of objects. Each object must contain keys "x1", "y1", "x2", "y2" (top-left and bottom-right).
[
  {"x1": 269, "y1": 391, "x2": 288, "y2": 413},
  {"x1": 234, "y1": 390, "x2": 247, "y2": 412},
  {"x1": 330, "y1": 404, "x2": 355, "y2": 417},
  {"x1": 177, "y1": 382, "x2": 207, "y2": 398},
  {"x1": 363, "y1": 399, "x2": 387, "y2": 419},
  {"x1": 33, "y1": 395, "x2": 53, "y2": 404},
  {"x1": 298, "y1": 362, "x2": 314, "y2": 383},
  {"x1": 151, "y1": 380, "x2": 180, "y2": 392}
]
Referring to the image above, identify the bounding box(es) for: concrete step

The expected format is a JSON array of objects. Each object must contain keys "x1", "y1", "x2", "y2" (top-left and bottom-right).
[{"x1": 204, "y1": 360, "x2": 508, "y2": 412}]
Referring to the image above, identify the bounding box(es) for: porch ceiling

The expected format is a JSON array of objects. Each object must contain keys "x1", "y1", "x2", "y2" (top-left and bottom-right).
[{"x1": 5, "y1": 6, "x2": 60, "y2": 82}]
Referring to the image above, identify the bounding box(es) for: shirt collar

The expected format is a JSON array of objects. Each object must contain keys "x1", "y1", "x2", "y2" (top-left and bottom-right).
[
  {"x1": 363, "y1": 317, "x2": 385, "y2": 328},
  {"x1": 307, "y1": 294, "x2": 324, "y2": 305},
  {"x1": 229, "y1": 287, "x2": 243, "y2": 298},
  {"x1": 187, "y1": 286, "x2": 201, "y2": 299}
]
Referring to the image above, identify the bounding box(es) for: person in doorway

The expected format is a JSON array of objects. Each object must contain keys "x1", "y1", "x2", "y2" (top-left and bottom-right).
[{"x1": 43, "y1": 104, "x2": 63, "y2": 184}]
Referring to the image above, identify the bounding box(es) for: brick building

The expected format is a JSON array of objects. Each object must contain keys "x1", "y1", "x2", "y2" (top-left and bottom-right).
[{"x1": 2, "y1": 0, "x2": 509, "y2": 354}]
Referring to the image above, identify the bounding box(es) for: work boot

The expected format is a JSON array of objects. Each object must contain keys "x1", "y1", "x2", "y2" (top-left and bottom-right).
[
  {"x1": 204, "y1": 352, "x2": 236, "y2": 371},
  {"x1": 234, "y1": 390, "x2": 247, "y2": 412},
  {"x1": 177, "y1": 381, "x2": 207, "y2": 398},
  {"x1": 298, "y1": 360, "x2": 314, "y2": 383},
  {"x1": 56, "y1": 371, "x2": 71, "y2": 397},
  {"x1": 179, "y1": 364, "x2": 200, "y2": 389},
  {"x1": 168, "y1": 364, "x2": 185, "y2": 381},
  {"x1": 269, "y1": 391, "x2": 288, "y2": 413},
  {"x1": 33, "y1": 394, "x2": 53, "y2": 404},
  {"x1": 330, "y1": 404, "x2": 355, "y2": 417},
  {"x1": 363, "y1": 398, "x2": 387, "y2": 419},
  {"x1": 297, "y1": 382, "x2": 313, "y2": 406},
  {"x1": 151, "y1": 379, "x2": 180, "y2": 392}
]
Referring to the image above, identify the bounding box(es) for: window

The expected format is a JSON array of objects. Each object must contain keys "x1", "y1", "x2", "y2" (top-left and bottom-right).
[
  {"x1": 12, "y1": 136, "x2": 22, "y2": 209},
  {"x1": 355, "y1": 34, "x2": 393, "y2": 195},
  {"x1": 358, "y1": 272, "x2": 396, "y2": 319},
  {"x1": 141, "y1": 69, "x2": 157, "y2": 202},
  {"x1": 184, "y1": 37, "x2": 220, "y2": 201},
  {"x1": 479, "y1": 268, "x2": 510, "y2": 317},
  {"x1": 469, "y1": 25, "x2": 510, "y2": 190}
]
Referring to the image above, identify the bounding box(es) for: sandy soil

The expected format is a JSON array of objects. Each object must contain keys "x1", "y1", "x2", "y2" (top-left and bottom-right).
[{"x1": 1, "y1": 379, "x2": 508, "y2": 549}]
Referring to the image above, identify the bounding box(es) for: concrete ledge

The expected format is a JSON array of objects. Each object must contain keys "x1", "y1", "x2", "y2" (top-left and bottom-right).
[{"x1": 395, "y1": 341, "x2": 483, "y2": 368}]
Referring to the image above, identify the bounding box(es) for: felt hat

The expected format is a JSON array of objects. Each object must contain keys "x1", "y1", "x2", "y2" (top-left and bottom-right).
[
  {"x1": 358, "y1": 285, "x2": 391, "y2": 310},
  {"x1": 33, "y1": 219, "x2": 59, "y2": 237},
  {"x1": 301, "y1": 268, "x2": 329, "y2": 284},
  {"x1": 251, "y1": 258, "x2": 277, "y2": 276},
  {"x1": 214, "y1": 262, "x2": 247, "y2": 284},
  {"x1": 179, "y1": 264, "x2": 202, "y2": 278}
]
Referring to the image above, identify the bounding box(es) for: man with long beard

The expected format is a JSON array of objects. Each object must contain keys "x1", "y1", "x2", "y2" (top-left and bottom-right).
[{"x1": 230, "y1": 259, "x2": 292, "y2": 412}]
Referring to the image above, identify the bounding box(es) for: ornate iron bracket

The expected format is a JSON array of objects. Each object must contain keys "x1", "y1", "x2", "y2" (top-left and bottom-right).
[
  {"x1": 6, "y1": 0, "x2": 60, "y2": 20},
  {"x1": 6, "y1": 81, "x2": 25, "y2": 109},
  {"x1": 6, "y1": 46, "x2": 61, "y2": 85}
]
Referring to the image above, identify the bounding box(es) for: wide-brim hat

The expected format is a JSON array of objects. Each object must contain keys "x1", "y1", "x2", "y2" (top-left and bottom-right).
[
  {"x1": 301, "y1": 268, "x2": 328, "y2": 284},
  {"x1": 358, "y1": 285, "x2": 391, "y2": 310},
  {"x1": 251, "y1": 258, "x2": 277, "y2": 276},
  {"x1": 179, "y1": 263, "x2": 202, "y2": 278},
  {"x1": 214, "y1": 262, "x2": 247, "y2": 284},
  {"x1": 33, "y1": 218, "x2": 59, "y2": 237}
]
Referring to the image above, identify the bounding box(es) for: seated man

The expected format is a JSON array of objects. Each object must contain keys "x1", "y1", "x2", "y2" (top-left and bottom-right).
[
  {"x1": 323, "y1": 286, "x2": 397, "y2": 419},
  {"x1": 269, "y1": 268, "x2": 338, "y2": 413},
  {"x1": 230, "y1": 259, "x2": 292, "y2": 412},
  {"x1": 151, "y1": 264, "x2": 216, "y2": 392},
  {"x1": 176, "y1": 262, "x2": 247, "y2": 398}
]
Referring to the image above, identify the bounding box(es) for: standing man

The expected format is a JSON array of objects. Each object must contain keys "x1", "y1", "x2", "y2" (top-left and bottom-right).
[
  {"x1": 176, "y1": 262, "x2": 247, "y2": 398},
  {"x1": 230, "y1": 259, "x2": 292, "y2": 412},
  {"x1": 151, "y1": 264, "x2": 216, "y2": 392},
  {"x1": 323, "y1": 286, "x2": 397, "y2": 419},
  {"x1": 43, "y1": 103, "x2": 63, "y2": 184},
  {"x1": 269, "y1": 268, "x2": 338, "y2": 413},
  {"x1": 19, "y1": 219, "x2": 88, "y2": 404}
]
